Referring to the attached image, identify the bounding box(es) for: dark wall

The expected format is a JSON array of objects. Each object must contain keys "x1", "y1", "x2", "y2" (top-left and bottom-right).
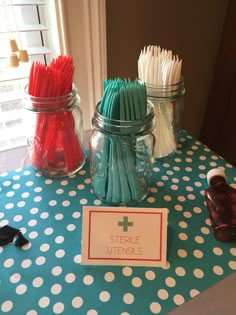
[{"x1": 106, "y1": 0, "x2": 228, "y2": 138}]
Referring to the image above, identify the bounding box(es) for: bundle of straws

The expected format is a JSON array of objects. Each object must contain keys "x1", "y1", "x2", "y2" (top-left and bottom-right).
[
  {"x1": 92, "y1": 78, "x2": 150, "y2": 204},
  {"x1": 138, "y1": 45, "x2": 182, "y2": 158},
  {"x1": 27, "y1": 55, "x2": 84, "y2": 174}
]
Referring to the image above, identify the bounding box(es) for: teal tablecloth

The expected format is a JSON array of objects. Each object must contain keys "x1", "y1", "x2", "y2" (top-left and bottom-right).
[{"x1": 0, "y1": 130, "x2": 236, "y2": 315}]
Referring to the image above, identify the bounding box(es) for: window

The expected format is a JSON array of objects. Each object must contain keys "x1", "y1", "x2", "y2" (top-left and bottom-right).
[
  {"x1": 0, "y1": 0, "x2": 107, "y2": 172},
  {"x1": 0, "y1": 0, "x2": 60, "y2": 151}
]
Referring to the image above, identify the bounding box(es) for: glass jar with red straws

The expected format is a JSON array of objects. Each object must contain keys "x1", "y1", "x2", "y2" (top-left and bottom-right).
[{"x1": 23, "y1": 56, "x2": 85, "y2": 178}]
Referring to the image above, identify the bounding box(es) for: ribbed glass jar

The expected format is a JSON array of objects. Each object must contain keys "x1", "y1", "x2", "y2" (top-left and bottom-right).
[
  {"x1": 146, "y1": 78, "x2": 185, "y2": 159},
  {"x1": 23, "y1": 85, "x2": 85, "y2": 178},
  {"x1": 90, "y1": 101, "x2": 155, "y2": 206}
]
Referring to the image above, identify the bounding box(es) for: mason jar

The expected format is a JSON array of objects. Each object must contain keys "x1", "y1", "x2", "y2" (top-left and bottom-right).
[
  {"x1": 23, "y1": 85, "x2": 85, "y2": 178},
  {"x1": 90, "y1": 101, "x2": 155, "y2": 205},
  {"x1": 146, "y1": 78, "x2": 185, "y2": 159}
]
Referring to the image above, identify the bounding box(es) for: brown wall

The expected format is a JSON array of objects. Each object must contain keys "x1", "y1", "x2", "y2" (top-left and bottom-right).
[{"x1": 106, "y1": 0, "x2": 228, "y2": 138}]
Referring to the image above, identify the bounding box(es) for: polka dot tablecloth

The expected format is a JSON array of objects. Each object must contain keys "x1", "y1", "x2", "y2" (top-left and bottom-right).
[{"x1": 0, "y1": 130, "x2": 236, "y2": 315}]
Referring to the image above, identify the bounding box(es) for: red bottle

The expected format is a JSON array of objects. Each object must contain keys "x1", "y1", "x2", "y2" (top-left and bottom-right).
[{"x1": 205, "y1": 168, "x2": 236, "y2": 241}]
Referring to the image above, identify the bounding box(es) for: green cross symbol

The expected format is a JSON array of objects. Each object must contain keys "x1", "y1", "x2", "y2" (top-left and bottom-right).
[{"x1": 118, "y1": 216, "x2": 133, "y2": 232}]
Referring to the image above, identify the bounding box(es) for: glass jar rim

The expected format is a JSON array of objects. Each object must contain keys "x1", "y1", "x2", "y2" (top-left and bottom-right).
[
  {"x1": 92, "y1": 100, "x2": 155, "y2": 135},
  {"x1": 23, "y1": 83, "x2": 80, "y2": 111}
]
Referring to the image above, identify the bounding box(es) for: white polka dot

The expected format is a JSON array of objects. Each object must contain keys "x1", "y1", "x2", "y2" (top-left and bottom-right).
[
  {"x1": 21, "y1": 192, "x2": 29, "y2": 198},
  {"x1": 53, "y1": 302, "x2": 64, "y2": 314},
  {"x1": 104, "y1": 272, "x2": 115, "y2": 282},
  {"x1": 55, "y1": 213, "x2": 64, "y2": 220},
  {"x1": 38, "y1": 296, "x2": 50, "y2": 308},
  {"x1": 175, "y1": 267, "x2": 186, "y2": 276},
  {"x1": 10, "y1": 273, "x2": 21, "y2": 283},
  {"x1": 40, "y1": 212, "x2": 49, "y2": 219},
  {"x1": 173, "y1": 294, "x2": 185, "y2": 305},
  {"x1": 67, "y1": 224, "x2": 76, "y2": 231},
  {"x1": 21, "y1": 259, "x2": 32, "y2": 268},
  {"x1": 193, "y1": 207, "x2": 202, "y2": 214},
  {"x1": 30, "y1": 207, "x2": 39, "y2": 214},
  {"x1": 40, "y1": 243, "x2": 50, "y2": 252},
  {"x1": 150, "y1": 302, "x2": 161, "y2": 314},
  {"x1": 62, "y1": 200, "x2": 70, "y2": 207},
  {"x1": 195, "y1": 236, "x2": 204, "y2": 244},
  {"x1": 55, "y1": 236, "x2": 64, "y2": 244},
  {"x1": 178, "y1": 196, "x2": 186, "y2": 202},
  {"x1": 165, "y1": 277, "x2": 176, "y2": 287},
  {"x1": 49, "y1": 200, "x2": 57, "y2": 206},
  {"x1": 13, "y1": 183, "x2": 20, "y2": 189},
  {"x1": 51, "y1": 284, "x2": 62, "y2": 295},
  {"x1": 178, "y1": 232, "x2": 188, "y2": 240},
  {"x1": 32, "y1": 277, "x2": 44, "y2": 288},
  {"x1": 4, "y1": 258, "x2": 14, "y2": 268},
  {"x1": 175, "y1": 205, "x2": 183, "y2": 211},
  {"x1": 72, "y1": 212, "x2": 81, "y2": 219},
  {"x1": 5, "y1": 203, "x2": 14, "y2": 209},
  {"x1": 99, "y1": 291, "x2": 110, "y2": 302},
  {"x1": 83, "y1": 275, "x2": 94, "y2": 285},
  {"x1": 17, "y1": 201, "x2": 26, "y2": 207},
  {"x1": 26, "y1": 310, "x2": 37, "y2": 315},
  {"x1": 44, "y1": 227, "x2": 53, "y2": 235},
  {"x1": 170, "y1": 185, "x2": 178, "y2": 190},
  {"x1": 3, "y1": 180, "x2": 11, "y2": 186},
  {"x1": 193, "y1": 268, "x2": 204, "y2": 278},
  {"x1": 80, "y1": 198, "x2": 88, "y2": 205},
  {"x1": 34, "y1": 187, "x2": 42, "y2": 192},
  {"x1": 132, "y1": 277, "x2": 142, "y2": 287},
  {"x1": 123, "y1": 293, "x2": 134, "y2": 304},
  {"x1": 28, "y1": 231, "x2": 38, "y2": 239},
  {"x1": 213, "y1": 247, "x2": 223, "y2": 255},
  {"x1": 94, "y1": 199, "x2": 102, "y2": 205},
  {"x1": 28, "y1": 219, "x2": 37, "y2": 227},
  {"x1": 87, "y1": 310, "x2": 98, "y2": 315},
  {"x1": 147, "y1": 197, "x2": 156, "y2": 203},
  {"x1": 35, "y1": 256, "x2": 46, "y2": 265},
  {"x1": 157, "y1": 289, "x2": 169, "y2": 300},
  {"x1": 182, "y1": 176, "x2": 190, "y2": 181},
  {"x1": 56, "y1": 189, "x2": 64, "y2": 194},
  {"x1": 190, "y1": 289, "x2": 200, "y2": 298},
  {"x1": 52, "y1": 266, "x2": 62, "y2": 276},
  {"x1": 179, "y1": 221, "x2": 188, "y2": 228},
  {"x1": 228, "y1": 261, "x2": 236, "y2": 270},
  {"x1": 193, "y1": 249, "x2": 203, "y2": 258},
  {"x1": 164, "y1": 195, "x2": 172, "y2": 201},
  {"x1": 145, "y1": 270, "x2": 156, "y2": 280},
  {"x1": 77, "y1": 184, "x2": 85, "y2": 190},
  {"x1": 16, "y1": 284, "x2": 27, "y2": 294},
  {"x1": 122, "y1": 267, "x2": 132, "y2": 276},
  {"x1": 213, "y1": 266, "x2": 224, "y2": 275},
  {"x1": 1, "y1": 300, "x2": 13, "y2": 312},
  {"x1": 74, "y1": 255, "x2": 81, "y2": 263},
  {"x1": 0, "y1": 219, "x2": 9, "y2": 226},
  {"x1": 13, "y1": 214, "x2": 22, "y2": 222},
  {"x1": 177, "y1": 249, "x2": 187, "y2": 258},
  {"x1": 69, "y1": 190, "x2": 77, "y2": 196},
  {"x1": 65, "y1": 273, "x2": 76, "y2": 283},
  {"x1": 230, "y1": 248, "x2": 236, "y2": 256},
  {"x1": 34, "y1": 196, "x2": 42, "y2": 202},
  {"x1": 55, "y1": 249, "x2": 65, "y2": 258},
  {"x1": 72, "y1": 296, "x2": 83, "y2": 308},
  {"x1": 201, "y1": 227, "x2": 210, "y2": 234},
  {"x1": 45, "y1": 179, "x2": 52, "y2": 184}
]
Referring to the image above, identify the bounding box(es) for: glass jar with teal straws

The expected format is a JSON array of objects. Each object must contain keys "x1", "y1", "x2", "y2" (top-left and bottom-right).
[{"x1": 89, "y1": 79, "x2": 155, "y2": 205}]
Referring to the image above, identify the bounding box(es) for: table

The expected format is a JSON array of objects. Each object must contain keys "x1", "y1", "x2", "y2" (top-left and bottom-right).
[{"x1": 0, "y1": 130, "x2": 236, "y2": 315}]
